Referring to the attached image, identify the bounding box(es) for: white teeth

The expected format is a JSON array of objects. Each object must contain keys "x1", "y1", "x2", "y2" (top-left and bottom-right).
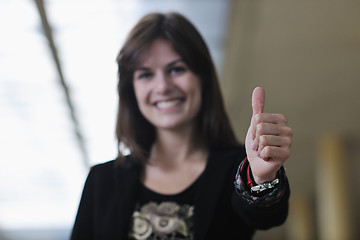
[{"x1": 156, "y1": 99, "x2": 181, "y2": 109}]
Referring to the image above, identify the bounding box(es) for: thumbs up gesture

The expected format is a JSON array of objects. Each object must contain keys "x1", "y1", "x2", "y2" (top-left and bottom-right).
[{"x1": 245, "y1": 87, "x2": 292, "y2": 184}]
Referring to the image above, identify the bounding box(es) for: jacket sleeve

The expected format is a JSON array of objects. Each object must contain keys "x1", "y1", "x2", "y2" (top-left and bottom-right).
[
  {"x1": 71, "y1": 167, "x2": 96, "y2": 240},
  {"x1": 232, "y1": 159, "x2": 290, "y2": 230}
]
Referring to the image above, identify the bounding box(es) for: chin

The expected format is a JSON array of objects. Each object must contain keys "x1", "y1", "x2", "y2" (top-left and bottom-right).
[{"x1": 154, "y1": 119, "x2": 194, "y2": 131}]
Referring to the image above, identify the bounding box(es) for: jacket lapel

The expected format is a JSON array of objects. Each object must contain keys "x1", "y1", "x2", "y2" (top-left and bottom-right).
[
  {"x1": 113, "y1": 158, "x2": 142, "y2": 239},
  {"x1": 194, "y1": 148, "x2": 244, "y2": 240}
]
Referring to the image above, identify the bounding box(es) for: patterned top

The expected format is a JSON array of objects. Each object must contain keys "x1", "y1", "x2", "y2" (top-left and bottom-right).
[{"x1": 129, "y1": 175, "x2": 201, "y2": 240}]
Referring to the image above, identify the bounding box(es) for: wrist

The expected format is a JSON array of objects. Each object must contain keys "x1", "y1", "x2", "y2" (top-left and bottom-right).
[{"x1": 253, "y1": 173, "x2": 277, "y2": 185}]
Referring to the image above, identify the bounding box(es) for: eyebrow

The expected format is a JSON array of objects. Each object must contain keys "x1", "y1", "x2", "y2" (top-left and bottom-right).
[
  {"x1": 135, "y1": 59, "x2": 184, "y2": 71},
  {"x1": 167, "y1": 59, "x2": 183, "y2": 67}
]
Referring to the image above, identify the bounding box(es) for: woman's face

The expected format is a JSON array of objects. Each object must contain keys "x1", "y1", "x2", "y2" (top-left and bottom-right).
[{"x1": 133, "y1": 39, "x2": 202, "y2": 132}]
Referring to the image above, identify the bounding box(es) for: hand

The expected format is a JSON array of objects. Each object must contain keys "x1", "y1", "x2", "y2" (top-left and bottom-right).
[{"x1": 245, "y1": 87, "x2": 292, "y2": 184}]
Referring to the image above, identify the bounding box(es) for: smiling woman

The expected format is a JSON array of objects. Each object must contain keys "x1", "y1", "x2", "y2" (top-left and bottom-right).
[
  {"x1": 116, "y1": 12, "x2": 238, "y2": 163},
  {"x1": 71, "y1": 12, "x2": 291, "y2": 240}
]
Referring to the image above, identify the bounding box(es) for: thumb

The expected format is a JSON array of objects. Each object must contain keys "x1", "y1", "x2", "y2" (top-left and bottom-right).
[
  {"x1": 249, "y1": 87, "x2": 265, "y2": 142},
  {"x1": 252, "y1": 87, "x2": 265, "y2": 116}
]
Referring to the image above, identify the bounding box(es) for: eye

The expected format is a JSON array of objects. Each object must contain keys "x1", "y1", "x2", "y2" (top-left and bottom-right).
[
  {"x1": 137, "y1": 71, "x2": 153, "y2": 80},
  {"x1": 169, "y1": 66, "x2": 186, "y2": 75}
]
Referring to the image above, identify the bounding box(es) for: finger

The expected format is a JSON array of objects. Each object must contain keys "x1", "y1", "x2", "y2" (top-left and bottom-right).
[
  {"x1": 255, "y1": 123, "x2": 292, "y2": 137},
  {"x1": 258, "y1": 135, "x2": 292, "y2": 152},
  {"x1": 254, "y1": 113, "x2": 288, "y2": 126},
  {"x1": 252, "y1": 87, "x2": 265, "y2": 117},
  {"x1": 253, "y1": 124, "x2": 292, "y2": 151},
  {"x1": 260, "y1": 146, "x2": 290, "y2": 163},
  {"x1": 250, "y1": 87, "x2": 265, "y2": 141}
]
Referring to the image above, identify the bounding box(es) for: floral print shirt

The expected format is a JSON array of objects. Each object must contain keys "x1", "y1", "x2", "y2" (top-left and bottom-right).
[{"x1": 129, "y1": 175, "x2": 201, "y2": 240}]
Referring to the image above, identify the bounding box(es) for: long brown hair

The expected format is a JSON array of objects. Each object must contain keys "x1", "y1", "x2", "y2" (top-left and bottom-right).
[{"x1": 116, "y1": 12, "x2": 239, "y2": 163}]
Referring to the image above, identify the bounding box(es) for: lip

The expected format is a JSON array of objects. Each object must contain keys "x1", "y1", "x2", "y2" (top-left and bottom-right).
[{"x1": 153, "y1": 98, "x2": 185, "y2": 111}]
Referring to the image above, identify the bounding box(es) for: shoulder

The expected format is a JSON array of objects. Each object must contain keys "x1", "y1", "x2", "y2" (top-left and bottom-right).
[
  {"x1": 91, "y1": 155, "x2": 140, "y2": 171},
  {"x1": 90, "y1": 159, "x2": 116, "y2": 173},
  {"x1": 88, "y1": 156, "x2": 142, "y2": 183}
]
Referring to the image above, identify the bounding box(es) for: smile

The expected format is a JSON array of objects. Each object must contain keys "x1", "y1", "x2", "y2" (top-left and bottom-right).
[{"x1": 155, "y1": 99, "x2": 184, "y2": 109}]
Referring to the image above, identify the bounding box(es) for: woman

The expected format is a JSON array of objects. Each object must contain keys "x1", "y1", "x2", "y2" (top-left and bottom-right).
[{"x1": 71, "y1": 12, "x2": 292, "y2": 240}]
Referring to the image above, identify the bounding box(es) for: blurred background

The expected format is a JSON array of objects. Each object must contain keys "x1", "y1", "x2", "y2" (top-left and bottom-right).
[{"x1": 0, "y1": 0, "x2": 359, "y2": 239}]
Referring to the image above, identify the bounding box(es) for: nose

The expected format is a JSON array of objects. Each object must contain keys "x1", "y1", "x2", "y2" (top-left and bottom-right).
[{"x1": 154, "y1": 72, "x2": 173, "y2": 93}]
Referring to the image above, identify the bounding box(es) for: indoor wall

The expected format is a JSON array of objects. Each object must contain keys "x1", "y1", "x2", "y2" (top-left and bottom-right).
[{"x1": 223, "y1": 1, "x2": 360, "y2": 239}]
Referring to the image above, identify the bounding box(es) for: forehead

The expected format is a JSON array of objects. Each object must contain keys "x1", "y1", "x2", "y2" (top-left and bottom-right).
[{"x1": 138, "y1": 39, "x2": 181, "y2": 67}]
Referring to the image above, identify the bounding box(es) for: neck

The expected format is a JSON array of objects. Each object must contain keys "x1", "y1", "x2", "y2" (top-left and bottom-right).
[{"x1": 149, "y1": 125, "x2": 207, "y2": 167}]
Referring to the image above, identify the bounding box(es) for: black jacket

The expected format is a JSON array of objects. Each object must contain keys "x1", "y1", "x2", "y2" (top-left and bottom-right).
[{"x1": 71, "y1": 146, "x2": 289, "y2": 240}]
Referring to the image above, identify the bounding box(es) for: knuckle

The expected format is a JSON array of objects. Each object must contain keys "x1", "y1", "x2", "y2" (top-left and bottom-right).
[
  {"x1": 255, "y1": 113, "x2": 261, "y2": 123},
  {"x1": 280, "y1": 147, "x2": 290, "y2": 158},
  {"x1": 256, "y1": 124, "x2": 261, "y2": 133},
  {"x1": 286, "y1": 127, "x2": 293, "y2": 137},
  {"x1": 286, "y1": 137, "x2": 292, "y2": 147},
  {"x1": 256, "y1": 123, "x2": 266, "y2": 133},
  {"x1": 263, "y1": 146, "x2": 271, "y2": 155},
  {"x1": 277, "y1": 114, "x2": 287, "y2": 125},
  {"x1": 259, "y1": 135, "x2": 267, "y2": 145}
]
